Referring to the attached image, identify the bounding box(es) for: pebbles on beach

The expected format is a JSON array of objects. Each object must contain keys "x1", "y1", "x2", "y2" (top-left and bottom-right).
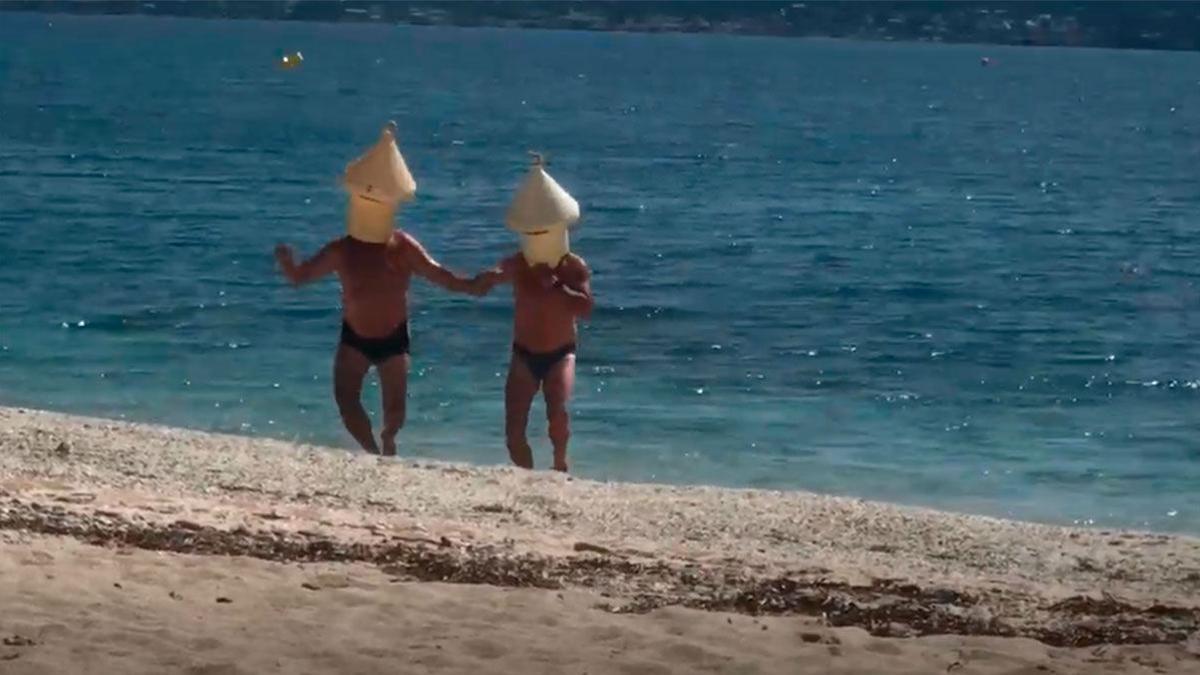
[{"x1": 0, "y1": 406, "x2": 1199, "y2": 648}]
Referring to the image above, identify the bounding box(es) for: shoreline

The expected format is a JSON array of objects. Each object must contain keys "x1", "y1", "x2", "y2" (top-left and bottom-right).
[
  {"x1": 0, "y1": 399, "x2": 1172, "y2": 536},
  {"x1": 0, "y1": 404, "x2": 1183, "y2": 536},
  {"x1": 2, "y1": 405, "x2": 1199, "y2": 652}
]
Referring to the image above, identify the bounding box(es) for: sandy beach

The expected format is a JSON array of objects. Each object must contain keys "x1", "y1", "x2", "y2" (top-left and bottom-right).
[{"x1": 2, "y1": 406, "x2": 1199, "y2": 674}]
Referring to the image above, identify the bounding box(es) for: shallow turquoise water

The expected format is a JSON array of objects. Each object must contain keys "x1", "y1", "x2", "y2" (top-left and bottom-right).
[{"x1": 2, "y1": 13, "x2": 1199, "y2": 532}]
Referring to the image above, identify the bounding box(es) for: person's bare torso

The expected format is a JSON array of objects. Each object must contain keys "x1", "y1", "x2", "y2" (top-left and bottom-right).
[
  {"x1": 510, "y1": 254, "x2": 584, "y2": 352},
  {"x1": 336, "y1": 236, "x2": 412, "y2": 337}
]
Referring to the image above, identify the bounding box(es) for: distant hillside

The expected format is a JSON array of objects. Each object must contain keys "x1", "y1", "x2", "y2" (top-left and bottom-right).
[{"x1": 3, "y1": 1, "x2": 1199, "y2": 51}]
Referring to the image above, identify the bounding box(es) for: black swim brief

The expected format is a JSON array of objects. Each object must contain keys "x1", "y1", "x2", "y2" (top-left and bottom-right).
[
  {"x1": 513, "y1": 342, "x2": 576, "y2": 382},
  {"x1": 340, "y1": 320, "x2": 410, "y2": 364}
]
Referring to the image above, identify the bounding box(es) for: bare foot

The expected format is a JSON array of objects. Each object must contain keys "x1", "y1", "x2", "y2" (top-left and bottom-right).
[
  {"x1": 552, "y1": 460, "x2": 569, "y2": 473},
  {"x1": 507, "y1": 441, "x2": 534, "y2": 469},
  {"x1": 381, "y1": 437, "x2": 397, "y2": 457}
]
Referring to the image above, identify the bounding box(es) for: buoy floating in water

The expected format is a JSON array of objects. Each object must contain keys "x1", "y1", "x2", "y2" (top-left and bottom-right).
[{"x1": 280, "y1": 51, "x2": 304, "y2": 70}]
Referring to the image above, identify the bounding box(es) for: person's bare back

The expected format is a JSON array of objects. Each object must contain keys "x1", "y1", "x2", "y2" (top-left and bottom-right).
[{"x1": 275, "y1": 230, "x2": 479, "y2": 455}]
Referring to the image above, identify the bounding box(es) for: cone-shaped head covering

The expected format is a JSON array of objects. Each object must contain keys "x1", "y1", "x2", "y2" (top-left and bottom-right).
[
  {"x1": 342, "y1": 121, "x2": 416, "y2": 206},
  {"x1": 506, "y1": 154, "x2": 579, "y2": 266},
  {"x1": 505, "y1": 154, "x2": 579, "y2": 234}
]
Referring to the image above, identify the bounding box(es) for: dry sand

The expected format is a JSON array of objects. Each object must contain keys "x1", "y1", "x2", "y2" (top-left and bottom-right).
[{"x1": 1, "y1": 406, "x2": 1199, "y2": 674}]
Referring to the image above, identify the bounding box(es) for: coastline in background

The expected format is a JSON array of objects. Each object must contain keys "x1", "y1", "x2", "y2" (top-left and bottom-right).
[{"x1": 3, "y1": 1, "x2": 1200, "y2": 52}]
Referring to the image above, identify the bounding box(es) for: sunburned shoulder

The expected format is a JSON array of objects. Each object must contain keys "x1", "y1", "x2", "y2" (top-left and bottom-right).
[
  {"x1": 560, "y1": 253, "x2": 590, "y2": 276},
  {"x1": 499, "y1": 252, "x2": 524, "y2": 271},
  {"x1": 388, "y1": 231, "x2": 415, "y2": 249},
  {"x1": 323, "y1": 236, "x2": 350, "y2": 258},
  {"x1": 384, "y1": 231, "x2": 421, "y2": 257}
]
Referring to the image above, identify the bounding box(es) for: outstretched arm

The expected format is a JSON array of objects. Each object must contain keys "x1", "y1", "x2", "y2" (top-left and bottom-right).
[
  {"x1": 392, "y1": 232, "x2": 476, "y2": 294},
  {"x1": 471, "y1": 255, "x2": 518, "y2": 295},
  {"x1": 275, "y1": 241, "x2": 340, "y2": 286}
]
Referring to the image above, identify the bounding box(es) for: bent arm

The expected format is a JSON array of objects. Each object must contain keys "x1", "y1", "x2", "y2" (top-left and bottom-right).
[
  {"x1": 399, "y1": 233, "x2": 473, "y2": 293},
  {"x1": 555, "y1": 257, "x2": 594, "y2": 317},
  {"x1": 280, "y1": 241, "x2": 340, "y2": 286}
]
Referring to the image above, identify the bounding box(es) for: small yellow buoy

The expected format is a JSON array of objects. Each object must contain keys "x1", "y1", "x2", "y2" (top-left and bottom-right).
[{"x1": 280, "y1": 51, "x2": 303, "y2": 70}]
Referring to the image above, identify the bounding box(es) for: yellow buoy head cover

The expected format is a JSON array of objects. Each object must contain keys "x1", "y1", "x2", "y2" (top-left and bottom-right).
[
  {"x1": 504, "y1": 153, "x2": 579, "y2": 266},
  {"x1": 341, "y1": 121, "x2": 417, "y2": 243}
]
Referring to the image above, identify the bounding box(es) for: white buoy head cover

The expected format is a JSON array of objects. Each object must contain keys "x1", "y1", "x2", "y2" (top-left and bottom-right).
[
  {"x1": 505, "y1": 154, "x2": 579, "y2": 266},
  {"x1": 342, "y1": 121, "x2": 416, "y2": 205},
  {"x1": 341, "y1": 121, "x2": 417, "y2": 243}
]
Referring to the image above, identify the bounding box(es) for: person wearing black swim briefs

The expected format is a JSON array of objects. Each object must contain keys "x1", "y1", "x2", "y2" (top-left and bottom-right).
[
  {"x1": 512, "y1": 342, "x2": 577, "y2": 383},
  {"x1": 472, "y1": 156, "x2": 593, "y2": 472},
  {"x1": 275, "y1": 122, "x2": 483, "y2": 456},
  {"x1": 340, "y1": 319, "x2": 411, "y2": 365},
  {"x1": 276, "y1": 233, "x2": 481, "y2": 456},
  {"x1": 474, "y1": 253, "x2": 592, "y2": 472}
]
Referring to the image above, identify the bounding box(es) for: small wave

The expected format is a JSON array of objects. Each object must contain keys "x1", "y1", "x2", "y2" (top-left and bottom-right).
[
  {"x1": 72, "y1": 306, "x2": 198, "y2": 333},
  {"x1": 585, "y1": 204, "x2": 652, "y2": 215},
  {"x1": 590, "y1": 304, "x2": 702, "y2": 321},
  {"x1": 1121, "y1": 379, "x2": 1200, "y2": 391}
]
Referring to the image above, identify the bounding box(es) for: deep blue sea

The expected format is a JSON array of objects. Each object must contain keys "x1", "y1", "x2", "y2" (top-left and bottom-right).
[{"x1": 1, "y1": 13, "x2": 1199, "y2": 533}]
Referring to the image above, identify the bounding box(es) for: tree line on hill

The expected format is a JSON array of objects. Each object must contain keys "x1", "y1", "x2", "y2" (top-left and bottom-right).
[{"x1": 3, "y1": 1, "x2": 1198, "y2": 51}]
